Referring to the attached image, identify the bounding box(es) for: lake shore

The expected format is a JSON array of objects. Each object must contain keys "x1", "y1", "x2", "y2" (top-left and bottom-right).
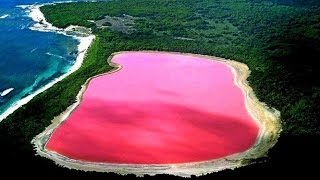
[
  {"x1": 0, "y1": 4, "x2": 95, "y2": 122},
  {"x1": 32, "y1": 51, "x2": 281, "y2": 177}
]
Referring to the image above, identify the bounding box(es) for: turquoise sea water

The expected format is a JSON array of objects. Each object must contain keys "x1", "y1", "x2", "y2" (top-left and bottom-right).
[{"x1": 0, "y1": 0, "x2": 90, "y2": 115}]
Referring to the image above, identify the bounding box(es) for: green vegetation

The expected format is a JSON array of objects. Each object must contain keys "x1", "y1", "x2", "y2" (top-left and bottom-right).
[{"x1": 1, "y1": 0, "x2": 319, "y2": 178}]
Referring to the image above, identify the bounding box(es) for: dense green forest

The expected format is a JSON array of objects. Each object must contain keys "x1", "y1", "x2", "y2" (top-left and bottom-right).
[{"x1": 0, "y1": 0, "x2": 319, "y2": 178}]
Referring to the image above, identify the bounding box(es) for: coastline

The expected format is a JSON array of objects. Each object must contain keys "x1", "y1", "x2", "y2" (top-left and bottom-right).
[
  {"x1": 0, "y1": 4, "x2": 95, "y2": 122},
  {"x1": 32, "y1": 51, "x2": 281, "y2": 177}
]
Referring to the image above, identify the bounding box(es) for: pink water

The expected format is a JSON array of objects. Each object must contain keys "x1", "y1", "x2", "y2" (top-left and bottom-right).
[{"x1": 46, "y1": 52, "x2": 259, "y2": 164}]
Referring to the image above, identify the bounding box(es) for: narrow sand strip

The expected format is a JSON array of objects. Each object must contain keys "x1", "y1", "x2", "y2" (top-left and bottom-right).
[
  {"x1": 32, "y1": 51, "x2": 281, "y2": 177},
  {"x1": 0, "y1": 5, "x2": 95, "y2": 122}
]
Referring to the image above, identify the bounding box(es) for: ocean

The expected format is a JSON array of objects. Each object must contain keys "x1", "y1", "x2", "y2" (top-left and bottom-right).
[{"x1": 0, "y1": 0, "x2": 93, "y2": 119}]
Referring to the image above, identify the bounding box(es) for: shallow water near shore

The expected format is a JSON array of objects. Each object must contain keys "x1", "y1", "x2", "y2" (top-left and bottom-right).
[{"x1": 0, "y1": 0, "x2": 96, "y2": 117}]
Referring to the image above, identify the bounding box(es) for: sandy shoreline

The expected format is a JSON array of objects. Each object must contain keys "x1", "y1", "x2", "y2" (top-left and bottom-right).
[
  {"x1": 32, "y1": 51, "x2": 281, "y2": 177},
  {"x1": 0, "y1": 4, "x2": 95, "y2": 122}
]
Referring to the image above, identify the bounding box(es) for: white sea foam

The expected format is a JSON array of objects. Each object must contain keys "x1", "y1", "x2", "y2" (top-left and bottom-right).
[
  {"x1": 30, "y1": 48, "x2": 38, "y2": 53},
  {"x1": 0, "y1": 14, "x2": 9, "y2": 19},
  {"x1": 27, "y1": 4, "x2": 61, "y2": 32},
  {"x1": 0, "y1": 4, "x2": 95, "y2": 122},
  {"x1": 0, "y1": 88, "x2": 14, "y2": 97},
  {"x1": 16, "y1": 5, "x2": 29, "y2": 9},
  {"x1": 46, "y1": 52, "x2": 66, "y2": 59}
]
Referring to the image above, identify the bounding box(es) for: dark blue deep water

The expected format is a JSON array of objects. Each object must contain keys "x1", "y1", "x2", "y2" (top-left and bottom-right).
[{"x1": 0, "y1": 0, "x2": 91, "y2": 116}]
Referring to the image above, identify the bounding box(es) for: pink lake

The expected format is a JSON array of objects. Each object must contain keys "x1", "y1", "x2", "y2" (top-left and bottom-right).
[{"x1": 46, "y1": 52, "x2": 259, "y2": 164}]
